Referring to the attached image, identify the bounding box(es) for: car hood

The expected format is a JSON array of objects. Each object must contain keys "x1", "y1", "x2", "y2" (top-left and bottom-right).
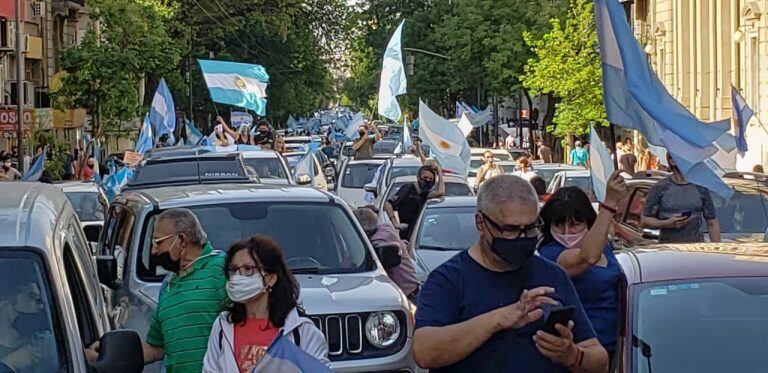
[
  {"x1": 297, "y1": 273, "x2": 407, "y2": 315},
  {"x1": 414, "y1": 249, "x2": 463, "y2": 283}
]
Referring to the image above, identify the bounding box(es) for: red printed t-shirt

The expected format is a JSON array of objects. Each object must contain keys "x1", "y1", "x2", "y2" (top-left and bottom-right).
[{"x1": 234, "y1": 318, "x2": 279, "y2": 373}]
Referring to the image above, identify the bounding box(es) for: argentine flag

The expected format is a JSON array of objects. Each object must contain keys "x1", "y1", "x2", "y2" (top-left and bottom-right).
[
  {"x1": 149, "y1": 78, "x2": 176, "y2": 137},
  {"x1": 377, "y1": 21, "x2": 407, "y2": 121},
  {"x1": 418, "y1": 100, "x2": 471, "y2": 176},
  {"x1": 21, "y1": 148, "x2": 46, "y2": 181},
  {"x1": 198, "y1": 60, "x2": 270, "y2": 116}
]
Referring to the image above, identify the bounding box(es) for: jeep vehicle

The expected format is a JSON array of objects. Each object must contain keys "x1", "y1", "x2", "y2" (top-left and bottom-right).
[{"x1": 97, "y1": 183, "x2": 418, "y2": 372}]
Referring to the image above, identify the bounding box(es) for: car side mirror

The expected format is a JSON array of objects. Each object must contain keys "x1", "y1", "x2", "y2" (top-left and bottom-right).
[
  {"x1": 93, "y1": 330, "x2": 144, "y2": 373},
  {"x1": 83, "y1": 225, "x2": 102, "y2": 243},
  {"x1": 96, "y1": 255, "x2": 120, "y2": 290},
  {"x1": 641, "y1": 229, "x2": 660, "y2": 240},
  {"x1": 364, "y1": 183, "x2": 377, "y2": 193},
  {"x1": 373, "y1": 243, "x2": 402, "y2": 270},
  {"x1": 296, "y1": 174, "x2": 312, "y2": 185}
]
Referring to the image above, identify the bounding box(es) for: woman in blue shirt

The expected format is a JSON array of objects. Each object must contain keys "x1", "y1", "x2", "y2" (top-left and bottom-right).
[{"x1": 538, "y1": 171, "x2": 626, "y2": 365}]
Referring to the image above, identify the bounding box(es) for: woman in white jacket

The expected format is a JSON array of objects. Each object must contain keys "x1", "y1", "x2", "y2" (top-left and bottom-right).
[{"x1": 203, "y1": 236, "x2": 329, "y2": 372}]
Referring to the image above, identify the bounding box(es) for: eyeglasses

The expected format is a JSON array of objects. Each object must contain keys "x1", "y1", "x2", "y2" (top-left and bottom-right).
[
  {"x1": 227, "y1": 265, "x2": 263, "y2": 277},
  {"x1": 152, "y1": 233, "x2": 177, "y2": 246},
  {"x1": 480, "y1": 212, "x2": 541, "y2": 238}
]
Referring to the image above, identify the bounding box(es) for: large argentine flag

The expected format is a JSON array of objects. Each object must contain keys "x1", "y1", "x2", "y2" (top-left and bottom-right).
[
  {"x1": 418, "y1": 100, "x2": 471, "y2": 176},
  {"x1": 149, "y1": 78, "x2": 175, "y2": 136},
  {"x1": 378, "y1": 21, "x2": 407, "y2": 121},
  {"x1": 595, "y1": 0, "x2": 732, "y2": 199},
  {"x1": 198, "y1": 60, "x2": 270, "y2": 116}
]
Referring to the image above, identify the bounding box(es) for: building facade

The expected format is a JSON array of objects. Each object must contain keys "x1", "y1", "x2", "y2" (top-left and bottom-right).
[{"x1": 634, "y1": 0, "x2": 768, "y2": 171}]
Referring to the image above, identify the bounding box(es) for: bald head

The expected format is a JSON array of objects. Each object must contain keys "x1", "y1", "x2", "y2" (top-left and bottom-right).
[{"x1": 477, "y1": 175, "x2": 538, "y2": 215}]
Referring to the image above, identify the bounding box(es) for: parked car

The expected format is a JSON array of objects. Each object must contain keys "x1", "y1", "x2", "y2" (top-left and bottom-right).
[
  {"x1": 614, "y1": 173, "x2": 768, "y2": 246},
  {"x1": 409, "y1": 197, "x2": 478, "y2": 282},
  {"x1": 470, "y1": 148, "x2": 513, "y2": 161},
  {"x1": 97, "y1": 183, "x2": 417, "y2": 372},
  {"x1": 0, "y1": 183, "x2": 143, "y2": 373},
  {"x1": 375, "y1": 175, "x2": 474, "y2": 222},
  {"x1": 240, "y1": 150, "x2": 293, "y2": 185},
  {"x1": 337, "y1": 159, "x2": 386, "y2": 209},
  {"x1": 547, "y1": 169, "x2": 593, "y2": 195},
  {"x1": 364, "y1": 156, "x2": 422, "y2": 200},
  {"x1": 614, "y1": 242, "x2": 768, "y2": 372}
]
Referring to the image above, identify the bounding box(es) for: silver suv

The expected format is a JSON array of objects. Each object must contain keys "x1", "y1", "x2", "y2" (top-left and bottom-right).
[{"x1": 97, "y1": 183, "x2": 417, "y2": 372}]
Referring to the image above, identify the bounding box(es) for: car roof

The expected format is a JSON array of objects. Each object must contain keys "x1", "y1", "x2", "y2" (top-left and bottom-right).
[
  {"x1": 618, "y1": 243, "x2": 768, "y2": 284},
  {"x1": 471, "y1": 148, "x2": 509, "y2": 154},
  {"x1": 425, "y1": 196, "x2": 477, "y2": 208},
  {"x1": 390, "y1": 156, "x2": 421, "y2": 166},
  {"x1": 534, "y1": 163, "x2": 582, "y2": 170},
  {"x1": 346, "y1": 159, "x2": 386, "y2": 166},
  {"x1": 53, "y1": 181, "x2": 103, "y2": 193},
  {"x1": 391, "y1": 174, "x2": 467, "y2": 184},
  {"x1": 554, "y1": 170, "x2": 590, "y2": 177},
  {"x1": 120, "y1": 183, "x2": 335, "y2": 210},
  {"x1": 239, "y1": 150, "x2": 282, "y2": 159},
  {"x1": 0, "y1": 183, "x2": 72, "y2": 249}
]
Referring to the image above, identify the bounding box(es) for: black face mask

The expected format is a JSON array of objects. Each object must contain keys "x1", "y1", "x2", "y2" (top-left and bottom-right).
[
  {"x1": 153, "y1": 251, "x2": 181, "y2": 273},
  {"x1": 487, "y1": 235, "x2": 538, "y2": 268},
  {"x1": 259, "y1": 129, "x2": 269, "y2": 136},
  {"x1": 418, "y1": 179, "x2": 434, "y2": 192}
]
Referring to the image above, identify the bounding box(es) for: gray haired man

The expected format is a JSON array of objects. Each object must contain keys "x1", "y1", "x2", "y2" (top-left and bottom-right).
[{"x1": 87, "y1": 208, "x2": 227, "y2": 372}]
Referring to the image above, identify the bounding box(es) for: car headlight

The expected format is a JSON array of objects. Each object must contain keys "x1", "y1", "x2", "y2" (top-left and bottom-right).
[{"x1": 365, "y1": 311, "x2": 401, "y2": 348}]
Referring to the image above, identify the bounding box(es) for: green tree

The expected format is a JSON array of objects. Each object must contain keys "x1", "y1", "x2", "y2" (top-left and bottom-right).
[{"x1": 521, "y1": 0, "x2": 606, "y2": 137}]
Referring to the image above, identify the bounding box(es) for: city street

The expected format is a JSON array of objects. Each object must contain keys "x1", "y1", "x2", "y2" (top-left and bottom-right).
[{"x1": 1, "y1": 1, "x2": 768, "y2": 372}]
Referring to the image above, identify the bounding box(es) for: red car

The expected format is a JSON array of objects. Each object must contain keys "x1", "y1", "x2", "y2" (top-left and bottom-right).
[{"x1": 614, "y1": 243, "x2": 768, "y2": 372}]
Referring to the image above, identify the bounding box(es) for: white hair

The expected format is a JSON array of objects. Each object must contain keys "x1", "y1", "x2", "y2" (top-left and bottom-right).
[
  {"x1": 477, "y1": 175, "x2": 538, "y2": 214},
  {"x1": 156, "y1": 208, "x2": 207, "y2": 246}
]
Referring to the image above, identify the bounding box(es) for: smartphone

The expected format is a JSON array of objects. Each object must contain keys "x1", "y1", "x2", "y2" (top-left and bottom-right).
[
  {"x1": 680, "y1": 210, "x2": 693, "y2": 218},
  {"x1": 542, "y1": 306, "x2": 575, "y2": 335}
]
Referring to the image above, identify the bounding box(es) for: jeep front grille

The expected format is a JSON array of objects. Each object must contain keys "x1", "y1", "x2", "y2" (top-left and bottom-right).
[{"x1": 307, "y1": 311, "x2": 408, "y2": 362}]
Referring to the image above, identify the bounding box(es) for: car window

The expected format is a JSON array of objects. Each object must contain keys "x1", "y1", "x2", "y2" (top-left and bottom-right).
[
  {"x1": 632, "y1": 278, "x2": 768, "y2": 373},
  {"x1": 65, "y1": 191, "x2": 107, "y2": 223},
  {"x1": 712, "y1": 185, "x2": 768, "y2": 234},
  {"x1": 62, "y1": 244, "x2": 99, "y2": 346},
  {"x1": 0, "y1": 251, "x2": 64, "y2": 372},
  {"x1": 564, "y1": 176, "x2": 592, "y2": 194},
  {"x1": 373, "y1": 141, "x2": 399, "y2": 155},
  {"x1": 623, "y1": 188, "x2": 648, "y2": 232},
  {"x1": 417, "y1": 206, "x2": 478, "y2": 250},
  {"x1": 387, "y1": 166, "x2": 420, "y2": 185},
  {"x1": 342, "y1": 163, "x2": 381, "y2": 188},
  {"x1": 243, "y1": 158, "x2": 288, "y2": 180},
  {"x1": 138, "y1": 203, "x2": 375, "y2": 282}
]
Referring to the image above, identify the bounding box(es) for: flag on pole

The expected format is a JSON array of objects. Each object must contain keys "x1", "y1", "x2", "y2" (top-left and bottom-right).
[
  {"x1": 136, "y1": 114, "x2": 154, "y2": 155},
  {"x1": 731, "y1": 85, "x2": 753, "y2": 156},
  {"x1": 588, "y1": 126, "x2": 615, "y2": 202},
  {"x1": 594, "y1": 0, "x2": 732, "y2": 199},
  {"x1": 252, "y1": 331, "x2": 332, "y2": 373},
  {"x1": 149, "y1": 78, "x2": 176, "y2": 138},
  {"x1": 377, "y1": 20, "x2": 407, "y2": 121},
  {"x1": 184, "y1": 119, "x2": 203, "y2": 145},
  {"x1": 21, "y1": 148, "x2": 46, "y2": 181},
  {"x1": 403, "y1": 121, "x2": 413, "y2": 152},
  {"x1": 198, "y1": 59, "x2": 270, "y2": 116},
  {"x1": 345, "y1": 113, "x2": 365, "y2": 140},
  {"x1": 418, "y1": 100, "x2": 471, "y2": 176}
]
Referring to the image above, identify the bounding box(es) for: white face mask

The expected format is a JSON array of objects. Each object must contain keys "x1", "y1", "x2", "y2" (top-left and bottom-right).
[
  {"x1": 226, "y1": 274, "x2": 265, "y2": 303},
  {"x1": 551, "y1": 228, "x2": 588, "y2": 249}
]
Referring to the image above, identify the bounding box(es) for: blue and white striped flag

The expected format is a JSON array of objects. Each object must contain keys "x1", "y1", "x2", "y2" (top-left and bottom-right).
[
  {"x1": 21, "y1": 148, "x2": 46, "y2": 181},
  {"x1": 149, "y1": 78, "x2": 176, "y2": 138},
  {"x1": 252, "y1": 331, "x2": 331, "y2": 373},
  {"x1": 294, "y1": 142, "x2": 321, "y2": 184},
  {"x1": 136, "y1": 114, "x2": 154, "y2": 155},
  {"x1": 184, "y1": 119, "x2": 203, "y2": 146},
  {"x1": 595, "y1": 0, "x2": 732, "y2": 199},
  {"x1": 731, "y1": 85, "x2": 753, "y2": 156},
  {"x1": 198, "y1": 59, "x2": 270, "y2": 116},
  {"x1": 588, "y1": 126, "x2": 615, "y2": 202},
  {"x1": 345, "y1": 113, "x2": 365, "y2": 141},
  {"x1": 377, "y1": 20, "x2": 407, "y2": 121}
]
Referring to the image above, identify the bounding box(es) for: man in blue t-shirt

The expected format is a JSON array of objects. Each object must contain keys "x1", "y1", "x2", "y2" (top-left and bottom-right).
[
  {"x1": 570, "y1": 141, "x2": 590, "y2": 168},
  {"x1": 413, "y1": 175, "x2": 608, "y2": 372}
]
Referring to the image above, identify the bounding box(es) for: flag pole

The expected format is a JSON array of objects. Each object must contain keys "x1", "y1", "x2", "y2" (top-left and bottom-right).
[{"x1": 609, "y1": 123, "x2": 619, "y2": 169}]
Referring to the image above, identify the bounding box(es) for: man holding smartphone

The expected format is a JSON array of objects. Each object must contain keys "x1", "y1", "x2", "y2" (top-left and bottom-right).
[{"x1": 642, "y1": 154, "x2": 721, "y2": 243}]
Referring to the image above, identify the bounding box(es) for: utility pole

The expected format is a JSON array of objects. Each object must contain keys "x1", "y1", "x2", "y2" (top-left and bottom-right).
[
  {"x1": 188, "y1": 30, "x2": 194, "y2": 125},
  {"x1": 14, "y1": 0, "x2": 24, "y2": 169}
]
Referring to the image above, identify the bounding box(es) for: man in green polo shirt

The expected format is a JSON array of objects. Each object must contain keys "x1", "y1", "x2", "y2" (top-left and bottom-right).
[{"x1": 144, "y1": 208, "x2": 227, "y2": 372}]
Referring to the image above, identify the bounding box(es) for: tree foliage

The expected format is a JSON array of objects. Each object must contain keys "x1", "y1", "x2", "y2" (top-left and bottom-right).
[{"x1": 521, "y1": 0, "x2": 606, "y2": 137}]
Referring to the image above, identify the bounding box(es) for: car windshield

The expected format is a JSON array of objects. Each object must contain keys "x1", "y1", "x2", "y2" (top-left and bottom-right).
[
  {"x1": 0, "y1": 251, "x2": 63, "y2": 372},
  {"x1": 500, "y1": 164, "x2": 517, "y2": 174},
  {"x1": 64, "y1": 191, "x2": 107, "y2": 222},
  {"x1": 386, "y1": 166, "x2": 420, "y2": 185},
  {"x1": 140, "y1": 203, "x2": 374, "y2": 280},
  {"x1": 494, "y1": 153, "x2": 512, "y2": 161},
  {"x1": 712, "y1": 185, "x2": 768, "y2": 234},
  {"x1": 373, "y1": 141, "x2": 400, "y2": 155},
  {"x1": 536, "y1": 168, "x2": 565, "y2": 185},
  {"x1": 243, "y1": 158, "x2": 288, "y2": 180},
  {"x1": 416, "y1": 206, "x2": 478, "y2": 251},
  {"x1": 632, "y1": 277, "x2": 768, "y2": 373},
  {"x1": 564, "y1": 176, "x2": 592, "y2": 194},
  {"x1": 386, "y1": 181, "x2": 473, "y2": 201},
  {"x1": 342, "y1": 163, "x2": 381, "y2": 188}
]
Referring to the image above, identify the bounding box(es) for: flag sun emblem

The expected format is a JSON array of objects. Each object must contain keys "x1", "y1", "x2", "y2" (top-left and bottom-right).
[
  {"x1": 439, "y1": 140, "x2": 451, "y2": 150},
  {"x1": 234, "y1": 76, "x2": 247, "y2": 90}
]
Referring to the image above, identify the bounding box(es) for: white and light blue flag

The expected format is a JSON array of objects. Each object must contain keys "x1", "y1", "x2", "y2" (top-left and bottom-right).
[
  {"x1": 198, "y1": 59, "x2": 270, "y2": 116},
  {"x1": 731, "y1": 85, "x2": 753, "y2": 156},
  {"x1": 136, "y1": 114, "x2": 154, "y2": 155},
  {"x1": 418, "y1": 100, "x2": 470, "y2": 176},
  {"x1": 588, "y1": 126, "x2": 615, "y2": 202},
  {"x1": 21, "y1": 147, "x2": 46, "y2": 181},
  {"x1": 231, "y1": 111, "x2": 254, "y2": 129},
  {"x1": 149, "y1": 78, "x2": 176, "y2": 137},
  {"x1": 252, "y1": 331, "x2": 332, "y2": 373},
  {"x1": 457, "y1": 113, "x2": 473, "y2": 137},
  {"x1": 595, "y1": 0, "x2": 732, "y2": 199},
  {"x1": 294, "y1": 142, "x2": 321, "y2": 184},
  {"x1": 345, "y1": 112, "x2": 365, "y2": 140},
  {"x1": 377, "y1": 20, "x2": 407, "y2": 121}
]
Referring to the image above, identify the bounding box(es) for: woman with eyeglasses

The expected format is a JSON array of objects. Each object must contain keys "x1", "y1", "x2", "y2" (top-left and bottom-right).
[
  {"x1": 537, "y1": 171, "x2": 626, "y2": 366},
  {"x1": 203, "y1": 235, "x2": 329, "y2": 373}
]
